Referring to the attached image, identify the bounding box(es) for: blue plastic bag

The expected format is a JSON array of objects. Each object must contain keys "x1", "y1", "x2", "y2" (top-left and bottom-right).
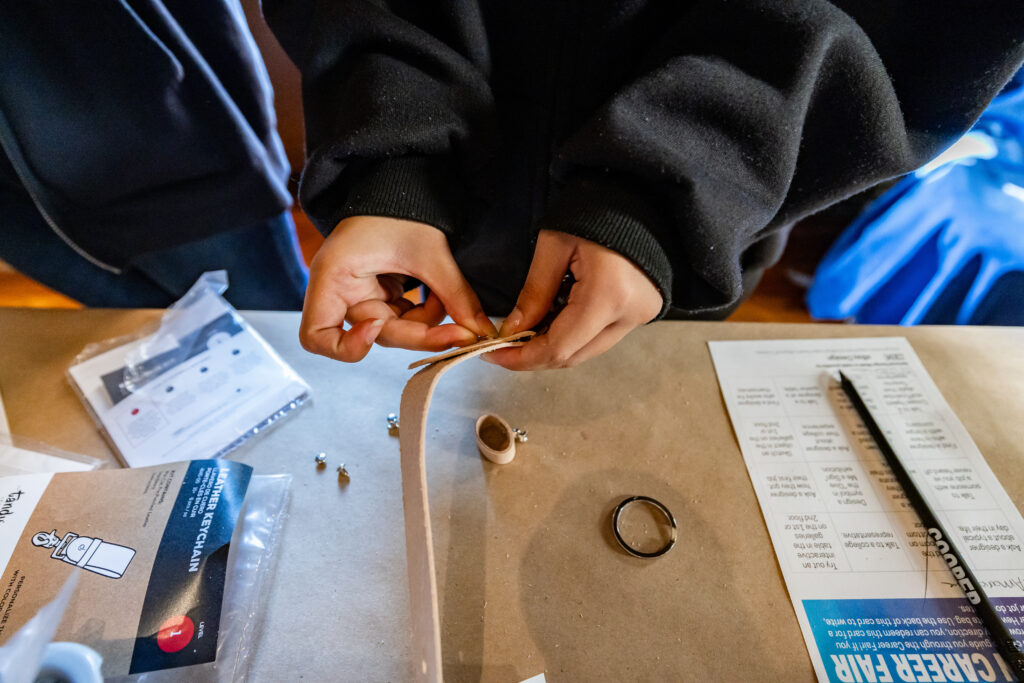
[{"x1": 808, "y1": 71, "x2": 1024, "y2": 325}]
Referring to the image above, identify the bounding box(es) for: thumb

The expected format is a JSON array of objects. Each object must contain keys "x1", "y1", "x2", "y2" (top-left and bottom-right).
[
  {"x1": 410, "y1": 249, "x2": 497, "y2": 338},
  {"x1": 500, "y1": 230, "x2": 574, "y2": 336}
]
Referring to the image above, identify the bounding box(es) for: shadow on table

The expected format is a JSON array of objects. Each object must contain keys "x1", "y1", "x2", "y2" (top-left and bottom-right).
[{"x1": 517, "y1": 469, "x2": 793, "y2": 681}]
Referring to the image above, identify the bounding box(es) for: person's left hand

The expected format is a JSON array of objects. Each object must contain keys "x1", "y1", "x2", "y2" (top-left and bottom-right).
[{"x1": 485, "y1": 229, "x2": 663, "y2": 370}]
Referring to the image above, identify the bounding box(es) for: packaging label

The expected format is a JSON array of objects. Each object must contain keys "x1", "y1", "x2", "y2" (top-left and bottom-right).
[{"x1": 0, "y1": 460, "x2": 252, "y2": 676}]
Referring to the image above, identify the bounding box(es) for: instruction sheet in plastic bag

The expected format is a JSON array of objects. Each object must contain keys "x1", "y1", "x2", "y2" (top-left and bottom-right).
[
  {"x1": 709, "y1": 338, "x2": 1024, "y2": 683},
  {"x1": 67, "y1": 273, "x2": 310, "y2": 467},
  {"x1": 0, "y1": 460, "x2": 252, "y2": 676}
]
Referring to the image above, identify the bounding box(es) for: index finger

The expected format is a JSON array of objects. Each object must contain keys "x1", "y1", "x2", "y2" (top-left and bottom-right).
[
  {"x1": 299, "y1": 274, "x2": 385, "y2": 362},
  {"x1": 347, "y1": 298, "x2": 478, "y2": 352}
]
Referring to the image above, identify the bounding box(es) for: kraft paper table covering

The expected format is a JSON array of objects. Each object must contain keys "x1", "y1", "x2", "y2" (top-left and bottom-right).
[{"x1": 1, "y1": 308, "x2": 1023, "y2": 681}]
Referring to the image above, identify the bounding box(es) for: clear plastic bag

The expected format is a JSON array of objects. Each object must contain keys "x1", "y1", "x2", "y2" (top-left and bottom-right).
[
  {"x1": 0, "y1": 472, "x2": 289, "y2": 682},
  {"x1": 0, "y1": 433, "x2": 103, "y2": 477},
  {"x1": 122, "y1": 271, "x2": 230, "y2": 396},
  {"x1": 66, "y1": 272, "x2": 311, "y2": 467},
  {"x1": 0, "y1": 575, "x2": 83, "y2": 683},
  {"x1": 111, "y1": 472, "x2": 290, "y2": 683}
]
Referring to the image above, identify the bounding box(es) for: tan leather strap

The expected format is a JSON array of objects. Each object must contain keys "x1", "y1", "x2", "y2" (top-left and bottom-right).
[{"x1": 399, "y1": 331, "x2": 534, "y2": 681}]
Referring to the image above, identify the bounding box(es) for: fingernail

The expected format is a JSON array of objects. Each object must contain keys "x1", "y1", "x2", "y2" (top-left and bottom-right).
[
  {"x1": 480, "y1": 352, "x2": 496, "y2": 364},
  {"x1": 366, "y1": 318, "x2": 386, "y2": 342},
  {"x1": 476, "y1": 312, "x2": 499, "y2": 338},
  {"x1": 498, "y1": 308, "x2": 522, "y2": 338}
]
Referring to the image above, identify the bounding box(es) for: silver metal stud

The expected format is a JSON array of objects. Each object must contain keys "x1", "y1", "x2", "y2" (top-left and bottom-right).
[
  {"x1": 337, "y1": 464, "x2": 349, "y2": 479},
  {"x1": 387, "y1": 412, "x2": 400, "y2": 435},
  {"x1": 512, "y1": 428, "x2": 528, "y2": 443},
  {"x1": 315, "y1": 452, "x2": 327, "y2": 466}
]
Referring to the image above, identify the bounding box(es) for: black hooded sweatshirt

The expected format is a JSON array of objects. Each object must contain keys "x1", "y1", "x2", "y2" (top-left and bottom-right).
[{"x1": 263, "y1": 0, "x2": 1024, "y2": 318}]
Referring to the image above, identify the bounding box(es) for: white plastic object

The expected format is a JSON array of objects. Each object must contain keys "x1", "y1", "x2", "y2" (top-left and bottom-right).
[
  {"x1": 37, "y1": 642, "x2": 104, "y2": 683},
  {"x1": 0, "y1": 574, "x2": 79, "y2": 683}
]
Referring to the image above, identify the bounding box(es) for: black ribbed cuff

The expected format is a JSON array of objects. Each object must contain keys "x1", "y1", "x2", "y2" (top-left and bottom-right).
[
  {"x1": 318, "y1": 155, "x2": 464, "y2": 240},
  {"x1": 537, "y1": 175, "x2": 674, "y2": 319}
]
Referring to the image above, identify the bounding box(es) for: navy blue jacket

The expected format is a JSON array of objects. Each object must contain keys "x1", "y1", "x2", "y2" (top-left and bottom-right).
[{"x1": 0, "y1": 0, "x2": 291, "y2": 273}]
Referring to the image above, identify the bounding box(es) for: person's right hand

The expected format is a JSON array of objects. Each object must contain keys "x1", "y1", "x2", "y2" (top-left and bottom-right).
[{"x1": 300, "y1": 215, "x2": 497, "y2": 362}]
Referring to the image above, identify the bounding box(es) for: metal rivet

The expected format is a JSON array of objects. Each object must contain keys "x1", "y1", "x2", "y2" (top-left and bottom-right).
[
  {"x1": 337, "y1": 464, "x2": 349, "y2": 478},
  {"x1": 513, "y1": 428, "x2": 528, "y2": 443},
  {"x1": 315, "y1": 452, "x2": 327, "y2": 466},
  {"x1": 387, "y1": 412, "x2": 400, "y2": 435}
]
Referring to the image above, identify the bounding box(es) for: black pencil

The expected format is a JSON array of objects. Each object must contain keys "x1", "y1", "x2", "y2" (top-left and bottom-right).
[{"x1": 839, "y1": 371, "x2": 1024, "y2": 679}]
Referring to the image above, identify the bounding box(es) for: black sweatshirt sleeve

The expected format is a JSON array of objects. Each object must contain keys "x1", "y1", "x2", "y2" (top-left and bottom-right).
[
  {"x1": 541, "y1": 1, "x2": 1024, "y2": 318},
  {"x1": 261, "y1": 0, "x2": 495, "y2": 240}
]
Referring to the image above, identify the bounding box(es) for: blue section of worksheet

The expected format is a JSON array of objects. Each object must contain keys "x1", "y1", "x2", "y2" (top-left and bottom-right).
[{"x1": 804, "y1": 598, "x2": 1024, "y2": 682}]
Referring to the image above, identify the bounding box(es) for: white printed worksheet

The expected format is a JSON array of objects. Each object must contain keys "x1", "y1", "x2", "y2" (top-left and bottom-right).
[{"x1": 710, "y1": 338, "x2": 1024, "y2": 683}]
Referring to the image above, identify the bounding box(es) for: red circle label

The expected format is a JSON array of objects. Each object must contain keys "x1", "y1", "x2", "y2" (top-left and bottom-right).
[{"x1": 156, "y1": 615, "x2": 194, "y2": 653}]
